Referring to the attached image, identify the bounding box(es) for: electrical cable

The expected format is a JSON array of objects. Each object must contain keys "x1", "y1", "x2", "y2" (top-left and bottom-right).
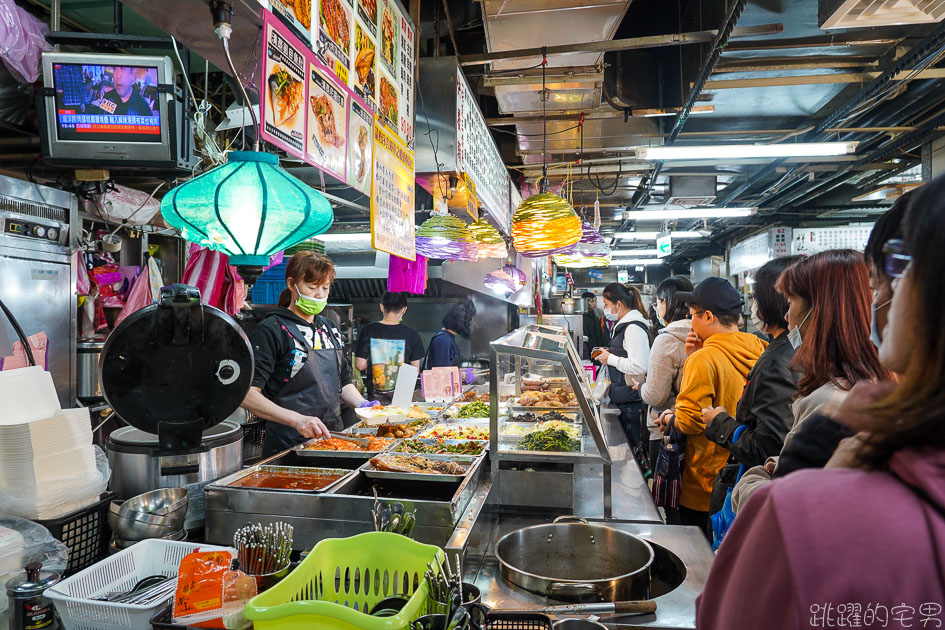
[
  {"x1": 0, "y1": 296, "x2": 35, "y2": 367},
  {"x1": 417, "y1": 82, "x2": 450, "y2": 200},
  {"x1": 541, "y1": 47, "x2": 548, "y2": 191}
]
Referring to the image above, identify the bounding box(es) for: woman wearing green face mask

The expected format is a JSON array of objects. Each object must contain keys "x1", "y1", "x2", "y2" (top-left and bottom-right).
[{"x1": 241, "y1": 252, "x2": 368, "y2": 456}]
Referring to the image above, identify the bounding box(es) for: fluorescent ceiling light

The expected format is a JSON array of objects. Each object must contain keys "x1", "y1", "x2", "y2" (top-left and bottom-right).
[
  {"x1": 314, "y1": 233, "x2": 373, "y2": 242},
  {"x1": 623, "y1": 208, "x2": 756, "y2": 221},
  {"x1": 611, "y1": 231, "x2": 703, "y2": 240},
  {"x1": 636, "y1": 142, "x2": 857, "y2": 161},
  {"x1": 607, "y1": 258, "x2": 664, "y2": 267},
  {"x1": 611, "y1": 249, "x2": 662, "y2": 257}
]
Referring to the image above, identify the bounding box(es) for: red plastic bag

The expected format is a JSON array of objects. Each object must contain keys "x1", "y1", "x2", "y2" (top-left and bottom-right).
[
  {"x1": 114, "y1": 266, "x2": 152, "y2": 327},
  {"x1": 75, "y1": 253, "x2": 90, "y2": 296}
]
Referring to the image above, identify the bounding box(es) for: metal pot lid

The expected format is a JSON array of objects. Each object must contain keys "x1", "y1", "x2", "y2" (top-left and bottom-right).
[
  {"x1": 109, "y1": 421, "x2": 242, "y2": 447},
  {"x1": 5, "y1": 563, "x2": 60, "y2": 597},
  {"x1": 99, "y1": 285, "x2": 253, "y2": 443}
]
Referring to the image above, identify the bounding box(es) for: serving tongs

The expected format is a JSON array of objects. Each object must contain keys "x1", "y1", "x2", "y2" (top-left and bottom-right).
[{"x1": 433, "y1": 388, "x2": 473, "y2": 422}]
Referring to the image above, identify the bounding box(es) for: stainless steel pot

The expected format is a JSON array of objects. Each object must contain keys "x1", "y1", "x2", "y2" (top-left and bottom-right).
[
  {"x1": 106, "y1": 421, "x2": 243, "y2": 530},
  {"x1": 560, "y1": 298, "x2": 586, "y2": 315},
  {"x1": 76, "y1": 341, "x2": 104, "y2": 402},
  {"x1": 494, "y1": 516, "x2": 654, "y2": 602}
]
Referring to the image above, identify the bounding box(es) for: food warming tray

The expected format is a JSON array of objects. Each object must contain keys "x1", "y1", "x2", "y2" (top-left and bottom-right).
[
  {"x1": 361, "y1": 454, "x2": 480, "y2": 483},
  {"x1": 389, "y1": 439, "x2": 488, "y2": 456},
  {"x1": 290, "y1": 440, "x2": 396, "y2": 460},
  {"x1": 217, "y1": 465, "x2": 356, "y2": 493}
]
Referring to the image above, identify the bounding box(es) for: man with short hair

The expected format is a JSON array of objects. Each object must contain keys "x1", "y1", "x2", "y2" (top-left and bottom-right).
[
  {"x1": 581, "y1": 291, "x2": 609, "y2": 358},
  {"x1": 656, "y1": 277, "x2": 766, "y2": 535}
]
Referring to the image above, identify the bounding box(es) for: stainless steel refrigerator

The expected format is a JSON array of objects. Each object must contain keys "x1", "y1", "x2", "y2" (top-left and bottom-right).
[{"x1": 0, "y1": 174, "x2": 77, "y2": 407}]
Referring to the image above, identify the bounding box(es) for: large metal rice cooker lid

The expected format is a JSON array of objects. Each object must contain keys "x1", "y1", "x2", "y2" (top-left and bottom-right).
[{"x1": 99, "y1": 285, "x2": 253, "y2": 452}]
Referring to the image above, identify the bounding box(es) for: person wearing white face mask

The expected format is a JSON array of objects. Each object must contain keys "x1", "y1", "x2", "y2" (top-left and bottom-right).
[
  {"x1": 241, "y1": 252, "x2": 369, "y2": 456},
  {"x1": 730, "y1": 249, "x2": 889, "y2": 513},
  {"x1": 595, "y1": 283, "x2": 652, "y2": 448}
]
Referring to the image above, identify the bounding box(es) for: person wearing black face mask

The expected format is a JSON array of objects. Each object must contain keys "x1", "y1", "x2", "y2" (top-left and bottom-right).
[{"x1": 424, "y1": 299, "x2": 477, "y2": 369}]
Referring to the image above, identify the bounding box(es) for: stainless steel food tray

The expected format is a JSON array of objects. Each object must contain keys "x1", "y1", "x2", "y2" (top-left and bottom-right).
[
  {"x1": 361, "y1": 454, "x2": 478, "y2": 483},
  {"x1": 389, "y1": 438, "x2": 488, "y2": 456},
  {"x1": 217, "y1": 465, "x2": 357, "y2": 494},
  {"x1": 290, "y1": 440, "x2": 396, "y2": 460}
]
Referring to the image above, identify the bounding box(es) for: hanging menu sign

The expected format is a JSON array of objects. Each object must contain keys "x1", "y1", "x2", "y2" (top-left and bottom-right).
[
  {"x1": 269, "y1": 0, "x2": 313, "y2": 45},
  {"x1": 317, "y1": 0, "x2": 354, "y2": 86},
  {"x1": 456, "y1": 70, "x2": 511, "y2": 233},
  {"x1": 263, "y1": 9, "x2": 390, "y2": 192},
  {"x1": 348, "y1": 97, "x2": 374, "y2": 195},
  {"x1": 357, "y1": 0, "x2": 377, "y2": 34},
  {"x1": 378, "y1": 0, "x2": 399, "y2": 77},
  {"x1": 371, "y1": 121, "x2": 416, "y2": 261},
  {"x1": 398, "y1": 15, "x2": 414, "y2": 144},
  {"x1": 261, "y1": 16, "x2": 308, "y2": 158},
  {"x1": 307, "y1": 61, "x2": 348, "y2": 181},
  {"x1": 353, "y1": 19, "x2": 377, "y2": 107}
]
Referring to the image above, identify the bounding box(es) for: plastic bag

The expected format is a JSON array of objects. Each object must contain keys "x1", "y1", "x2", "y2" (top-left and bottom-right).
[
  {"x1": 0, "y1": 0, "x2": 52, "y2": 84},
  {"x1": 0, "y1": 515, "x2": 68, "y2": 615},
  {"x1": 76, "y1": 253, "x2": 90, "y2": 296},
  {"x1": 114, "y1": 265, "x2": 153, "y2": 327},
  {"x1": 0, "y1": 446, "x2": 111, "y2": 521},
  {"x1": 592, "y1": 368, "x2": 610, "y2": 402},
  {"x1": 173, "y1": 550, "x2": 255, "y2": 629}
]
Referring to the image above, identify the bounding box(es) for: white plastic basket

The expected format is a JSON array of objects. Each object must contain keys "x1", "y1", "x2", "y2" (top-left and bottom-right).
[{"x1": 46, "y1": 539, "x2": 230, "y2": 630}]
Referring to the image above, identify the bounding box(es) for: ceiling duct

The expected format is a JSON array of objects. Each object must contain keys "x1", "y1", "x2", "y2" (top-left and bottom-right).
[
  {"x1": 667, "y1": 176, "x2": 717, "y2": 207},
  {"x1": 820, "y1": 0, "x2": 945, "y2": 29}
]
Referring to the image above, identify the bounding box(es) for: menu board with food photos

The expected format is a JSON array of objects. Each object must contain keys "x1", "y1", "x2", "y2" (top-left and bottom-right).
[
  {"x1": 260, "y1": 6, "x2": 414, "y2": 185},
  {"x1": 353, "y1": 19, "x2": 377, "y2": 107},
  {"x1": 269, "y1": 0, "x2": 313, "y2": 45},
  {"x1": 262, "y1": 16, "x2": 307, "y2": 157},
  {"x1": 317, "y1": 0, "x2": 353, "y2": 85},
  {"x1": 307, "y1": 61, "x2": 348, "y2": 181},
  {"x1": 371, "y1": 121, "x2": 415, "y2": 261},
  {"x1": 348, "y1": 97, "x2": 374, "y2": 195}
]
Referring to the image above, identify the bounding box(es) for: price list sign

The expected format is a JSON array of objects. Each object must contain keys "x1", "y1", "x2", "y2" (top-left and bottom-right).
[
  {"x1": 261, "y1": 17, "x2": 308, "y2": 158},
  {"x1": 371, "y1": 121, "x2": 416, "y2": 260},
  {"x1": 456, "y1": 72, "x2": 510, "y2": 232}
]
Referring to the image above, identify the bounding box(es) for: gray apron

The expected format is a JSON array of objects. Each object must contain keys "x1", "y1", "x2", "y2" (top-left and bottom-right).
[{"x1": 262, "y1": 315, "x2": 344, "y2": 457}]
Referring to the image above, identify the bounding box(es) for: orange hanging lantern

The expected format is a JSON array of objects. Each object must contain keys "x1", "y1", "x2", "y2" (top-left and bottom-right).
[
  {"x1": 511, "y1": 192, "x2": 582, "y2": 257},
  {"x1": 468, "y1": 219, "x2": 508, "y2": 259}
]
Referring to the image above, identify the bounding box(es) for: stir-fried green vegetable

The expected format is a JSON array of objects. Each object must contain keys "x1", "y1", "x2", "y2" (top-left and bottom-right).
[
  {"x1": 398, "y1": 439, "x2": 485, "y2": 455},
  {"x1": 456, "y1": 400, "x2": 489, "y2": 418},
  {"x1": 517, "y1": 428, "x2": 580, "y2": 452}
]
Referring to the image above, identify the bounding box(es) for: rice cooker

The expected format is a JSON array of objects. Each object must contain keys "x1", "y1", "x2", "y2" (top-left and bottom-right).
[{"x1": 101, "y1": 285, "x2": 254, "y2": 530}]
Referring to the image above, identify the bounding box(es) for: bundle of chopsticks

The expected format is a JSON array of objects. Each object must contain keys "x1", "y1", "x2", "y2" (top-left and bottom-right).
[{"x1": 234, "y1": 522, "x2": 293, "y2": 576}]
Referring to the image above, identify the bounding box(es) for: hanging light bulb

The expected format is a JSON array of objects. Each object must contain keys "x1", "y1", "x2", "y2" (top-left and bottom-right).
[
  {"x1": 415, "y1": 213, "x2": 478, "y2": 261},
  {"x1": 468, "y1": 219, "x2": 508, "y2": 259}
]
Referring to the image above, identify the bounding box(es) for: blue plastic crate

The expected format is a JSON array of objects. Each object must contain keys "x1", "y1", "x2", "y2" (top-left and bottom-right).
[{"x1": 251, "y1": 263, "x2": 288, "y2": 304}]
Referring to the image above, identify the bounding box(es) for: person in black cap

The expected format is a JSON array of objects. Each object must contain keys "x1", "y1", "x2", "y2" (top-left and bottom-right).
[{"x1": 655, "y1": 276, "x2": 767, "y2": 536}]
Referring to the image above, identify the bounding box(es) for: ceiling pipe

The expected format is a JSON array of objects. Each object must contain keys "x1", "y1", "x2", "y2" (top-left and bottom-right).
[
  {"x1": 717, "y1": 20, "x2": 945, "y2": 207},
  {"x1": 621, "y1": 0, "x2": 749, "y2": 223}
]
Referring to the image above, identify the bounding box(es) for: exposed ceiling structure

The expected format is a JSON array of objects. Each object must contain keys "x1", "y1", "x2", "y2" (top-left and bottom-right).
[{"x1": 3, "y1": 0, "x2": 943, "y2": 268}]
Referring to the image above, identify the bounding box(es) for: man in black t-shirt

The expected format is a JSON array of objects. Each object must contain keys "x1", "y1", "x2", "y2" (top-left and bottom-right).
[{"x1": 355, "y1": 292, "x2": 425, "y2": 403}]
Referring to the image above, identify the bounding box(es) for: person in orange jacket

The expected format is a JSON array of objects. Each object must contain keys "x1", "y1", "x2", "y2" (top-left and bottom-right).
[{"x1": 656, "y1": 277, "x2": 766, "y2": 536}]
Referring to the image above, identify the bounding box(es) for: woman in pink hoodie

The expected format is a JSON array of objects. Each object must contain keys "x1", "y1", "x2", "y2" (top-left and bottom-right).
[{"x1": 696, "y1": 176, "x2": 945, "y2": 629}]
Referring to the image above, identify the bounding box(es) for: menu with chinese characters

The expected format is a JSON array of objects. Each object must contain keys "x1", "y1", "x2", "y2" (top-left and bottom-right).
[
  {"x1": 371, "y1": 121, "x2": 416, "y2": 261},
  {"x1": 456, "y1": 69, "x2": 511, "y2": 233},
  {"x1": 307, "y1": 60, "x2": 349, "y2": 181},
  {"x1": 397, "y1": 15, "x2": 415, "y2": 144},
  {"x1": 260, "y1": 1, "x2": 414, "y2": 147},
  {"x1": 262, "y1": 16, "x2": 308, "y2": 158},
  {"x1": 347, "y1": 96, "x2": 374, "y2": 195},
  {"x1": 792, "y1": 225, "x2": 874, "y2": 255}
]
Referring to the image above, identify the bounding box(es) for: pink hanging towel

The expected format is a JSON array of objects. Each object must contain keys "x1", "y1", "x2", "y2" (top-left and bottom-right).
[{"x1": 388, "y1": 253, "x2": 427, "y2": 294}]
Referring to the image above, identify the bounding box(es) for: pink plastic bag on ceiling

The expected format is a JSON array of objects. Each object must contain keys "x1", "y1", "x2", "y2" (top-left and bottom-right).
[{"x1": 0, "y1": 0, "x2": 52, "y2": 84}]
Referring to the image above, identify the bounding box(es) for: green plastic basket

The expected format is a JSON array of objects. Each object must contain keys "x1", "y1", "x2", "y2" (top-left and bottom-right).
[{"x1": 243, "y1": 532, "x2": 445, "y2": 630}]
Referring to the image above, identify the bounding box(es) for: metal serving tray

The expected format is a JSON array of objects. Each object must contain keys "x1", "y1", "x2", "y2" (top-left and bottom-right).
[
  {"x1": 509, "y1": 404, "x2": 582, "y2": 413},
  {"x1": 361, "y1": 453, "x2": 479, "y2": 483},
  {"x1": 218, "y1": 465, "x2": 357, "y2": 494},
  {"x1": 289, "y1": 441, "x2": 396, "y2": 460},
  {"x1": 390, "y1": 438, "x2": 488, "y2": 456}
]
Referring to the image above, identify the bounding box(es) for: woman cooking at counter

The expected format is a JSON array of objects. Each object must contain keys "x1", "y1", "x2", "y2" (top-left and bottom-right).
[{"x1": 241, "y1": 252, "x2": 371, "y2": 456}]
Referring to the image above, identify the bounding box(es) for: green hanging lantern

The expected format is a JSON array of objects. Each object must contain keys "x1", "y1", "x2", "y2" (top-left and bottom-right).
[{"x1": 161, "y1": 151, "x2": 334, "y2": 270}]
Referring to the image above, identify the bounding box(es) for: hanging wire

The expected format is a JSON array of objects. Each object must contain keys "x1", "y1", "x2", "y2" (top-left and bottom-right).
[{"x1": 541, "y1": 46, "x2": 548, "y2": 191}]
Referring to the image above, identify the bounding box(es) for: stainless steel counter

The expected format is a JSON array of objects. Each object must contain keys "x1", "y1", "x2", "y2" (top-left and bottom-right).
[
  {"x1": 572, "y1": 406, "x2": 662, "y2": 523},
  {"x1": 463, "y1": 515, "x2": 713, "y2": 629}
]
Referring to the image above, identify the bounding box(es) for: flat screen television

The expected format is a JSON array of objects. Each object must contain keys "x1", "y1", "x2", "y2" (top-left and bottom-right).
[{"x1": 39, "y1": 52, "x2": 194, "y2": 170}]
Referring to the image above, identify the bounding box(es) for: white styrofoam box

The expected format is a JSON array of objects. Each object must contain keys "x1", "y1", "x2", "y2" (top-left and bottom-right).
[{"x1": 0, "y1": 367, "x2": 61, "y2": 425}]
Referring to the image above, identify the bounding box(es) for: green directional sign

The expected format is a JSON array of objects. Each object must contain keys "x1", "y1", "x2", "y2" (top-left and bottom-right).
[{"x1": 657, "y1": 233, "x2": 672, "y2": 258}]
